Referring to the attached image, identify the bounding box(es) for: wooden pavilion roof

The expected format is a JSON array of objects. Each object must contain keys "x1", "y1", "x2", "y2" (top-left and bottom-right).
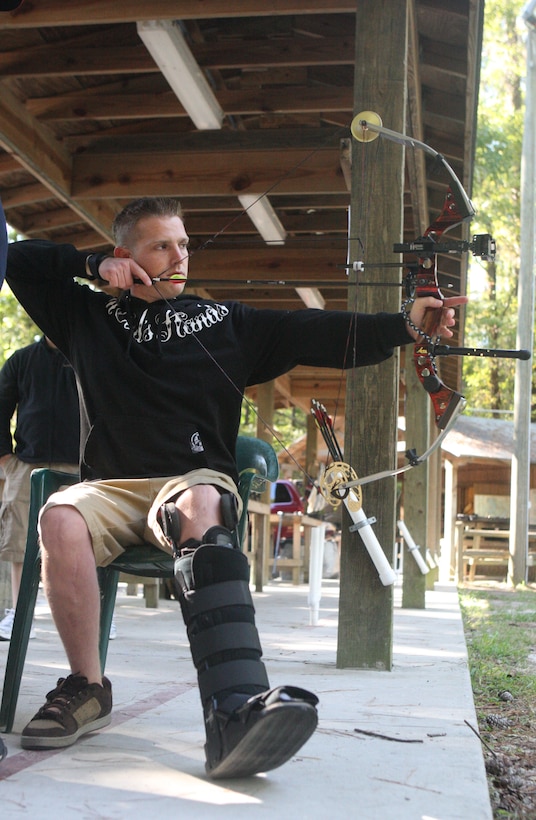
[{"x1": 0, "y1": 1, "x2": 484, "y2": 415}]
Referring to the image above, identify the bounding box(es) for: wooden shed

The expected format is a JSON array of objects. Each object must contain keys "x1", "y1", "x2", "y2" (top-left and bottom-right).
[
  {"x1": 442, "y1": 415, "x2": 536, "y2": 522},
  {"x1": 442, "y1": 415, "x2": 536, "y2": 581}
]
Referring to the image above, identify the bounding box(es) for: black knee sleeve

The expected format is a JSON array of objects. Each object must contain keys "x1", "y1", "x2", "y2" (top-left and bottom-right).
[{"x1": 175, "y1": 545, "x2": 269, "y2": 706}]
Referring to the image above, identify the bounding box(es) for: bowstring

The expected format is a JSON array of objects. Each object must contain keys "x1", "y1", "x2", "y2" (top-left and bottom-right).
[
  {"x1": 325, "y1": 123, "x2": 384, "y2": 480},
  {"x1": 128, "y1": 121, "x2": 356, "y2": 491}
]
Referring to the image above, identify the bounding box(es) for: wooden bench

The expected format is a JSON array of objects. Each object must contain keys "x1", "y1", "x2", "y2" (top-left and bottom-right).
[
  {"x1": 120, "y1": 573, "x2": 160, "y2": 607},
  {"x1": 455, "y1": 521, "x2": 536, "y2": 581}
]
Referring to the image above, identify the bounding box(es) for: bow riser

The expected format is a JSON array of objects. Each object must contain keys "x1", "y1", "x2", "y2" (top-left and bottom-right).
[{"x1": 413, "y1": 341, "x2": 466, "y2": 429}]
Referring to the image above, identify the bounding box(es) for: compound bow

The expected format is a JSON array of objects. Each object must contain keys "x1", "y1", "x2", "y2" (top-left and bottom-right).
[
  {"x1": 310, "y1": 113, "x2": 530, "y2": 583},
  {"x1": 337, "y1": 111, "x2": 528, "y2": 493}
]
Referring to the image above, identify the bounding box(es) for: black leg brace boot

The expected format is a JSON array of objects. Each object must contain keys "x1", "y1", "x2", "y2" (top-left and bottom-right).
[{"x1": 175, "y1": 543, "x2": 318, "y2": 779}]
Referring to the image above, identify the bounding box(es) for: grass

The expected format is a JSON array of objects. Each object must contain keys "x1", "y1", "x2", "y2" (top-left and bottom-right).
[{"x1": 459, "y1": 582, "x2": 536, "y2": 819}]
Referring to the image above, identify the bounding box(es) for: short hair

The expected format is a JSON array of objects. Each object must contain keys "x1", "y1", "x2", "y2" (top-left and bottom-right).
[{"x1": 112, "y1": 197, "x2": 184, "y2": 247}]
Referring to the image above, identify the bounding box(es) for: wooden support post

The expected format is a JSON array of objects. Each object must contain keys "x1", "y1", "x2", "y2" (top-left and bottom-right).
[
  {"x1": 305, "y1": 412, "x2": 318, "y2": 490},
  {"x1": 256, "y1": 380, "x2": 275, "y2": 591},
  {"x1": 337, "y1": 0, "x2": 408, "y2": 670},
  {"x1": 427, "y1": 447, "x2": 442, "y2": 585},
  {"x1": 401, "y1": 359, "x2": 427, "y2": 609},
  {"x1": 441, "y1": 458, "x2": 457, "y2": 582}
]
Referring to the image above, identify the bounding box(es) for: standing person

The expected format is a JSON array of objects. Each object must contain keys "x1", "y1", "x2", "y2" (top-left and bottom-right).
[
  {"x1": 0, "y1": 188, "x2": 8, "y2": 766},
  {"x1": 0, "y1": 198, "x2": 6, "y2": 290},
  {"x1": 0, "y1": 336, "x2": 80, "y2": 640},
  {"x1": 6, "y1": 197, "x2": 466, "y2": 778}
]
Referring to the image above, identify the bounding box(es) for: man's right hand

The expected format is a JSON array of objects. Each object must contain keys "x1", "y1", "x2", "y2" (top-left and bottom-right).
[{"x1": 97, "y1": 257, "x2": 152, "y2": 289}]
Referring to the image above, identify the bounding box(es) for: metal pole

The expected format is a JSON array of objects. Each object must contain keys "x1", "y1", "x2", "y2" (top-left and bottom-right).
[{"x1": 510, "y1": 2, "x2": 536, "y2": 585}]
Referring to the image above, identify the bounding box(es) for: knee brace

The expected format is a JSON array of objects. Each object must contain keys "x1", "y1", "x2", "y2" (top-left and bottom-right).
[
  {"x1": 159, "y1": 497, "x2": 318, "y2": 780},
  {"x1": 158, "y1": 491, "x2": 239, "y2": 557},
  {"x1": 175, "y1": 544, "x2": 269, "y2": 708}
]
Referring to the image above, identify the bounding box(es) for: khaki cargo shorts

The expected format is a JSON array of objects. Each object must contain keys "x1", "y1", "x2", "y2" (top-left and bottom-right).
[
  {"x1": 39, "y1": 468, "x2": 242, "y2": 567},
  {"x1": 0, "y1": 457, "x2": 78, "y2": 562}
]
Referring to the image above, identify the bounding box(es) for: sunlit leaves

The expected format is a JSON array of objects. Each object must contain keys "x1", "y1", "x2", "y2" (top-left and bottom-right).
[{"x1": 464, "y1": 0, "x2": 529, "y2": 416}]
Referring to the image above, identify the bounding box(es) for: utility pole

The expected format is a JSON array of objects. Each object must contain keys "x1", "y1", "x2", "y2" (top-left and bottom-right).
[{"x1": 509, "y1": 2, "x2": 536, "y2": 585}]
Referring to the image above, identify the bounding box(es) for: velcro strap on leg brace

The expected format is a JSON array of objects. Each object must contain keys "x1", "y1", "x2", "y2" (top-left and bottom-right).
[
  {"x1": 182, "y1": 580, "x2": 253, "y2": 622},
  {"x1": 198, "y1": 659, "x2": 270, "y2": 703},
  {"x1": 190, "y1": 621, "x2": 262, "y2": 668}
]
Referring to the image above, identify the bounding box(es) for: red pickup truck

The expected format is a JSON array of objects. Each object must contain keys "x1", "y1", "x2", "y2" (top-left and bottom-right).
[{"x1": 270, "y1": 479, "x2": 304, "y2": 546}]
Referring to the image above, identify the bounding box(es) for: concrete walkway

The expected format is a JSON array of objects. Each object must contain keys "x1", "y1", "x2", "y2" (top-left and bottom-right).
[{"x1": 0, "y1": 579, "x2": 492, "y2": 819}]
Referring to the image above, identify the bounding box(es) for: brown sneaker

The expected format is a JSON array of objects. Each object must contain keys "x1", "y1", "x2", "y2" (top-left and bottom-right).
[{"x1": 21, "y1": 674, "x2": 112, "y2": 750}]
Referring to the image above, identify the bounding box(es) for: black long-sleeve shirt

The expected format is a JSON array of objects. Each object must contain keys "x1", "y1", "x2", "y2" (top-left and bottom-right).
[
  {"x1": 0, "y1": 335, "x2": 80, "y2": 464},
  {"x1": 7, "y1": 240, "x2": 412, "y2": 482}
]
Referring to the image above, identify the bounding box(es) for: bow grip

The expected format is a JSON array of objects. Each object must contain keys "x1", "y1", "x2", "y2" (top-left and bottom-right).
[{"x1": 420, "y1": 304, "x2": 444, "y2": 340}]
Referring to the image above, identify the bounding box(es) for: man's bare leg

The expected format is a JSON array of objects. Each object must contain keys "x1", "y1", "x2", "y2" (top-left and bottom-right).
[
  {"x1": 175, "y1": 483, "x2": 223, "y2": 543},
  {"x1": 21, "y1": 504, "x2": 112, "y2": 750},
  {"x1": 39, "y1": 505, "x2": 102, "y2": 683}
]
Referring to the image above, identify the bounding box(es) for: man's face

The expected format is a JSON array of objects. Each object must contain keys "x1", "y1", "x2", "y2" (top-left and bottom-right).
[{"x1": 116, "y1": 215, "x2": 190, "y2": 302}]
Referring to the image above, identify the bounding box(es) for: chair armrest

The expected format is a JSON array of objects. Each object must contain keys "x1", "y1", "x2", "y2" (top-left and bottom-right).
[{"x1": 29, "y1": 467, "x2": 80, "y2": 503}]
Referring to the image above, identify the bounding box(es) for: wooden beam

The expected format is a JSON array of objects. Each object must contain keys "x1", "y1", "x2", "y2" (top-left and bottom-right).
[
  {"x1": 415, "y1": 1, "x2": 472, "y2": 48},
  {"x1": 72, "y1": 126, "x2": 346, "y2": 154},
  {"x1": 273, "y1": 374, "x2": 294, "y2": 404},
  {"x1": 182, "y1": 248, "x2": 345, "y2": 281},
  {"x1": 284, "y1": 378, "x2": 347, "y2": 399},
  {"x1": 72, "y1": 148, "x2": 347, "y2": 198},
  {"x1": 20, "y1": 206, "x2": 86, "y2": 233},
  {"x1": 249, "y1": 369, "x2": 346, "y2": 415},
  {"x1": 0, "y1": 33, "x2": 355, "y2": 77},
  {"x1": 0, "y1": 84, "x2": 70, "y2": 189},
  {"x1": 0, "y1": 181, "x2": 51, "y2": 207},
  {"x1": 27, "y1": 86, "x2": 354, "y2": 121},
  {"x1": 192, "y1": 36, "x2": 356, "y2": 70},
  {"x1": 0, "y1": 153, "x2": 24, "y2": 175},
  {"x1": 183, "y1": 211, "x2": 348, "y2": 236},
  {"x1": 52, "y1": 229, "x2": 111, "y2": 251},
  {"x1": 178, "y1": 193, "x2": 350, "y2": 214},
  {"x1": 0, "y1": 83, "x2": 115, "y2": 240},
  {"x1": 406, "y1": 0, "x2": 429, "y2": 236},
  {"x1": 0, "y1": 1, "x2": 357, "y2": 29},
  {"x1": 0, "y1": 47, "x2": 153, "y2": 78}
]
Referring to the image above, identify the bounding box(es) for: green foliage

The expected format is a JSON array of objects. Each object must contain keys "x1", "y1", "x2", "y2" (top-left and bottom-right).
[
  {"x1": 460, "y1": 587, "x2": 536, "y2": 701},
  {"x1": 240, "y1": 400, "x2": 307, "y2": 456},
  {"x1": 463, "y1": 0, "x2": 530, "y2": 415},
  {"x1": 460, "y1": 585, "x2": 536, "y2": 820},
  {"x1": 0, "y1": 283, "x2": 41, "y2": 368},
  {"x1": 1, "y1": 226, "x2": 40, "y2": 367}
]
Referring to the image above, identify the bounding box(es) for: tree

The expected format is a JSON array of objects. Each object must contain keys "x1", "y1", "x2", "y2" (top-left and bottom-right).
[
  {"x1": 464, "y1": 0, "x2": 529, "y2": 415},
  {"x1": 0, "y1": 225, "x2": 40, "y2": 366},
  {"x1": 240, "y1": 400, "x2": 307, "y2": 455},
  {"x1": 0, "y1": 283, "x2": 40, "y2": 368}
]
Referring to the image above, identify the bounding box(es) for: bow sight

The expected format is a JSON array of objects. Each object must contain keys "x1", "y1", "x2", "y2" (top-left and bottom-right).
[{"x1": 393, "y1": 233, "x2": 496, "y2": 262}]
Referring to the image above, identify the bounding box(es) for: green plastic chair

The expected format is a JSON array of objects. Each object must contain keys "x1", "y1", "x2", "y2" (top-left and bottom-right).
[{"x1": 0, "y1": 436, "x2": 278, "y2": 733}]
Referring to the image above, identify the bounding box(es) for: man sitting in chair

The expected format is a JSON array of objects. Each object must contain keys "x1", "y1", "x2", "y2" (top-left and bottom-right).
[{"x1": 6, "y1": 196, "x2": 465, "y2": 779}]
